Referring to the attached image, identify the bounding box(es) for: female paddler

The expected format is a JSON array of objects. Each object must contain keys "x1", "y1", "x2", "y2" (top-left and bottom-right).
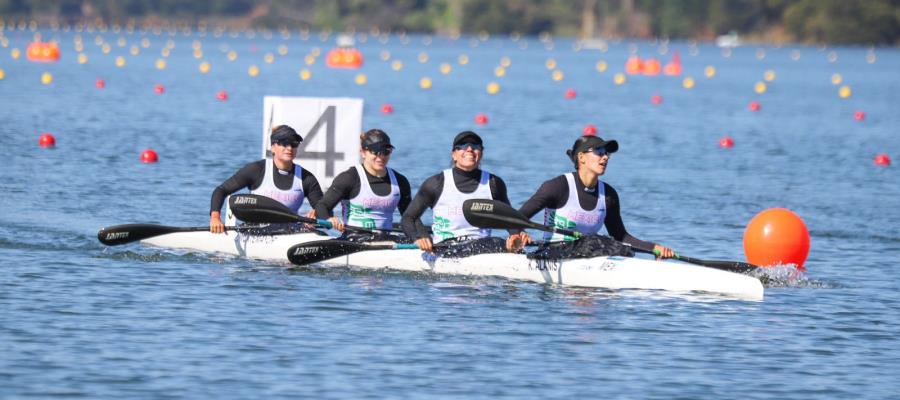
[
  {"x1": 314, "y1": 129, "x2": 412, "y2": 237},
  {"x1": 516, "y1": 135, "x2": 675, "y2": 258},
  {"x1": 401, "y1": 131, "x2": 527, "y2": 253},
  {"x1": 209, "y1": 125, "x2": 324, "y2": 233}
]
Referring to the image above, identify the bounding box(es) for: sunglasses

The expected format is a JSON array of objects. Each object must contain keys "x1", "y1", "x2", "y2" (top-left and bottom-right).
[
  {"x1": 587, "y1": 147, "x2": 609, "y2": 157},
  {"x1": 366, "y1": 147, "x2": 393, "y2": 156},
  {"x1": 453, "y1": 142, "x2": 483, "y2": 151},
  {"x1": 274, "y1": 141, "x2": 300, "y2": 148}
]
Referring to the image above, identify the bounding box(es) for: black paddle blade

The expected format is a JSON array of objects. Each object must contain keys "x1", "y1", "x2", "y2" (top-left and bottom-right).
[
  {"x1": 287, "y1": 240, "x2": 372, "y2": 265},
  {"x1": 678, "y1": 256, "x2": 760, "y2": 274},
  {"x1": 98, "y1": 224, "x2": 199, "y2": 246},
  {"x1": 229, "y1": 194, "x2": 302, "y2": 224},
  {"x1": 462, "y1": 198, "x2": 535, "y2": 230}
]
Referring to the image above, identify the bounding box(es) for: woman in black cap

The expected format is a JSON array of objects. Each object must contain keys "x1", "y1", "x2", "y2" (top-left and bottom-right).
[
  {"x1": 209, "y1": 125, "x2": 324, "y2": 233},
  {"x1": 401, "y1": 131, "x2": 525, "y2": 253},
  {"x1": 314, "y1": 129, "x2": 412, "y2": 235},
  {"x1": 516, "y1": 135, "x2": 675, "y2": 258}
]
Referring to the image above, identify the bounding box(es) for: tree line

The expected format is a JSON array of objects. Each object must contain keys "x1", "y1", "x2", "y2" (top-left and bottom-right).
[{"x1": 2, "y1": 0, "x2": 897, "y2": 45}]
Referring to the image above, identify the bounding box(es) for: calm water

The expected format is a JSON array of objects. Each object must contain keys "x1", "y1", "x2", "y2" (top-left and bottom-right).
[{"x1": 2, "y1": 28, "x2": 899, "y2": 398}]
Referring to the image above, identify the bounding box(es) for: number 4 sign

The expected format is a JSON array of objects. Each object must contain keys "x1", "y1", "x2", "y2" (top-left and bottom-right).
[{"x1": 262, "y1": 96, "x2": 363, "y2": 190}]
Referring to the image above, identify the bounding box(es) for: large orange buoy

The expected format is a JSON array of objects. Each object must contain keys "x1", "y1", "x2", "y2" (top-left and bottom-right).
[
  {"x1": 325, "y1": 48, "x2": 363, "y2": 69},
  {"x1": 642, "y1": 58, "x2": 661, "y2": 76},
  {"x1": 26, "y1": 41, "x2": 61, "y2": 62},
  {"x1": 625, "y1": 56, "x2": 642, "y2": 75},
  {"x1": 743, "y1": 208, "x2": 810, "y2": 269}
]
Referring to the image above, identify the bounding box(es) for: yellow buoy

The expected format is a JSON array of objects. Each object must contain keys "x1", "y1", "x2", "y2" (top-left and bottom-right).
[
  {"x1": 161, "y1": 47, "x2": 170, "y2": 57},
  {"x1": 227, "y1": 51, "x2": 237, "y2": 61},
  {"x1": 101, "y1": 43, "x2": 110, "y2": 54},
  {"x1": 355, "y1": 73, "x2": 367, "y2": 85},
  {"x1": 130, "y1": 45, "x2": 139, "y2": 56},
  {"x1": 704, "y1": 66, "x2": 716, "y2": 78},
  {"x1": 419, "y1": 77, "x2": 432, "y2": 90},
  {"x1": 248, "y1": 65, "x2": 260, "y2": 77},
  {"x1": 156, "y1": 58, "x2": 167, "y2": 70},
  {"x1": 94, "y1": 35, "x2": 103, "y2": 45},
  {"x1": 551, "y1": 69, "x2": 564, "y2": 81},
  {"x1": 299, "y1": 69, "x2": 311, "y2": 80},
  {"x1": 754, "y1": 81, "x2": 767, "y2": 94},
  {"x1": 831, "y1": 73, "x2": 842, "y2": 85},
  {"x1": 191, "y1": 40, "x2": 201, "y2": 50},
  {"x1": 494, "y1": 66, "x2": 506, "y2": 77},
  {"x1": 264, "y1": 53, "x2": 274, "y2": 63},
  {"x1": 75, "y1": 42, "x2": 84, "y2": 52},
  {"x1": 141, "y1": 38, "x2": 150, "y2": 48},
  {"x1": 838, "y1": 85, "x2": 851, "y2": 98},
  {"x1": 311, "y1": 47, "x2": 321, "y2": 57},
  {"x1": 596, "y1": 60, "x2": 607, "y2": 73},
  {"x1": 486, "y1": 81, "x2": 500, "y2": 94},
  {"x1": 614, "y1": 73, "x2": 626, "y2": 85},
  {"x1": 458, "y1": 54, "x2": 469, "y2": 65},
  {"x1": 380, "y1": 51, "x2": 391, "y2": 61},
  {"x1": 0, "y1": 69, "x2": 5, "y2": 80},
  {"x1": 199, "y1": 61, "x2": 210, "y2": 73},
  {"x1": 115, "y1": 56, "x2": 125, "y2": 67},
  {"x1": 391, "y1": 60, "x2": 403, "y2": 71},
  {"x1": 11, "y1": 48, "x2": 20, "y2": 59},
  {"x1": 193, "y1": 49, "x2": 203, "y2": 59},
  {"x1": 77, "y1": 53, "x2": 88, "y2": 64},
  {"x1": 278, "y1": 45, "x2": 288, "y2": 56},
  {"x1": 440, "y1": 63, "x2": 452, "y2": 75},
  {"x1": 304, "y1": 54, "x2": 315, "y2": 65},
  {"x1": 545, "y1": 58, "x2": 557, "y2": 70},
  {"x1": 500, "y1": 56, "x2": 511, "y2": 67},
  {"x1": 41, "y1": 72, "x2": 53, "y2": 85},
  {"x1": 117, "y1": 37, "x2": 126, "y2": 47},
  {"x1": 418, "y1": 52, "x2": 428, "y2": 63},
  {"x1": 683, "y1": 76, "x2": 695, "y2": 89},
  {"x1": 764, "y1": 70, "x2": 775, "y2": 82}
]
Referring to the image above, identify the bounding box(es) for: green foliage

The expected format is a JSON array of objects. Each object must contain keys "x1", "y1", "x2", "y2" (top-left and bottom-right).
[{"x1": 0, "y1": 0, "x2": 896, "y2": 44}]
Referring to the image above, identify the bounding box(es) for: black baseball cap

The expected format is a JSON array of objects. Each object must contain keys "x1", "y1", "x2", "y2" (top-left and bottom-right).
[
  {"x1": 452, "y1": 131, "x2": 483, "y2": 148},
  {"x1": 566, "y1": 135, "x2": 619, "y2": 161},
  {"x1": 271, "y1": 125, "x2": 302, "y2": 146},
  {"x1": 361, "y1": 129, "x2": 395, "y2": 152}
]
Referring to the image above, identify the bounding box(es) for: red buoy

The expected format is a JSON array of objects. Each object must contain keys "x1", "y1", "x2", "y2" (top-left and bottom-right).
[
  {"x1": 38, "y1": 132, "x2": 56, "y2": 148},
  {"x1": 474, "y1": 113, "x2": 488, "y2": 125},
  {"x1": 743, "y1": 208, "x2": 810, "y2": 269},
  {"x1": 154, "y1": 84, "x2": 165, "y2": 94},
  {"x1": 216, "y1": 90, "x2": 228, "y2": 101},
  {"x1": 140, "y1": 149, "x2": 159, "y2": 163},
  {"x1": 95, "y1": 79, "x2": 106, "y2": 89},
  {"x1": 748, "y1": 101, "x2": 761, "y2": 112},
  {"x1": 719, "y1": 136, "x2": 734, "y2": 149},
  {"x1": 651, "y1": 94, "x2": 663, "y2": 105},
  {"x1": 583, "y1": 124, "x2": 598, "y2": 136},
  {"x1": 381, "y1": 103, "x2": 394, "y2": 114},
  {"x1": 565, "y1": 88, "x2": 577, "y2": 99},
  {"x1": 874, "y1": 153, "x2": 891, "y2": 167},
  {"x1": 854, "y1": 110, "x2": 866, "y2": 121}
]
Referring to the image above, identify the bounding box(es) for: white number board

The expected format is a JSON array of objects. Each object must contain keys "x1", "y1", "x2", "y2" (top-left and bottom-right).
[{"x1": 262, "y1": 96, "x2": 363, "y2": 190}]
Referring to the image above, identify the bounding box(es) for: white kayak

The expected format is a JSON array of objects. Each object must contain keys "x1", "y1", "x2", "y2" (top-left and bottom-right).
[{"x1": 142, "y1": 231, "x2": 764, "y2": 300}]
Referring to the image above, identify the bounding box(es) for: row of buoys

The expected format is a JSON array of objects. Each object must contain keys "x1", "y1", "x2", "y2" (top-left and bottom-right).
[
  {"x1": 325, "y1": 47, "x2": 363, "y2": 69},
  {"x1": 624, "y1": 53, "x2": 682, "y2": 76}
]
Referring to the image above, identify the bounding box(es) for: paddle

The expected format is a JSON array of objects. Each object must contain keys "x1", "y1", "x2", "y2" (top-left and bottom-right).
[
  {"x1": 287, "y1": 240, "x2": 418, "y2": 265},
  {"x1": 228, "y1": 194, "x2": 402, "y2": 234},
  {"x1": 98, "y1": 223, "x2": 251, "y2": 246},
  {"x1": 462, "y1": 199, "x2": 761, "y2": 274}
]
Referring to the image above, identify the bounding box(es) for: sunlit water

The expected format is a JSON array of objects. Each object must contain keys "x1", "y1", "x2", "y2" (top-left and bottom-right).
[{"x1": 1, "y1": 30, "x2": 898, "y2": 398}]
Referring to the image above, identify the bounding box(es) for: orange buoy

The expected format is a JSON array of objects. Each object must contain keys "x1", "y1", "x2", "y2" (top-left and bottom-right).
[
  {"x1": 583, "y1": 124, "x2": 598, "y2": 136},
  {"x1": 474, "y1": 113, "x2": 488, "y2": 125},
  {"x1": 325, "y1": 48, "x2": 363, "y2": 69},
  {"x1": 743, "y1": 208, "x2": 810, "y2": 269},
  {"x1": 874, "y1": 153, "x2": 891, "y2": 167},
  {"x1": 748, "y1": 101, "x2": 761, "y2": 112},
  {"x1": 625, "y1": 56, "x2": 642, "y2": 75},
  {"x1": 642, "y1": 58, "x2": 661, "y2": 76},
  {"x1": 26, "y1": 41, "x2": 60, "y2": 62},
  {"x1": 854, "y1": 110, "x2": 866, "y2": 121},
  {"x1": 154, "y1": 84, "x2": 165, "y2": 94},
  {"x1": 664, "y1": 51, "x2": 682, "y2": 76},
  {"x1": 140, "y1": 149, "x2": 159, "y2": 163},
  {"x1": 651, "y1": 94, "x2": 663, "y2": 105},
  {"x1": 719, "y1": 136, "x2": 734, "y2": 148},
  {"x1": 38, "y1": 133, "x2": 56, "y2": 148},
  {"x1": 381, "y1": 103, "x2": 394, "y2": 114},
  {"x1": 216, "y1": 90, "x2": 228, "y2": 101},
  {"x1": 565, "y1": 88, "x2": 577, "y2": 99}
]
